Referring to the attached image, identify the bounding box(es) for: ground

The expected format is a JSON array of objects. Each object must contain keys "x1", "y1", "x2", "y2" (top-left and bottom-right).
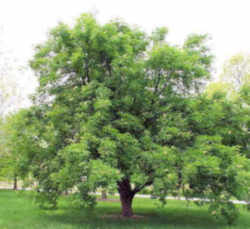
[{"x1": 1, "y1": 190, "x2": 250, "y2": 229}]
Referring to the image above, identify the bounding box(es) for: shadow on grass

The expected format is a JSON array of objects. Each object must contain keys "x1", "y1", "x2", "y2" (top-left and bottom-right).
[
  {"x1": 41, "y1": 201, "x2": 226, "y2": 229},
  {"x1": 2, "y1": 190, "x2": 247, "y2": 229}
]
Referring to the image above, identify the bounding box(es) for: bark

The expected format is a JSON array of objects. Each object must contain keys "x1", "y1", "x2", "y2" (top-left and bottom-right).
[
  {"x1": 101, "y1": 189, "x2": 107, "y2": 200},
  {"x1": 120, "y1": 192, "x2": 134, "y2": 217},
  {"x1": 13, "y1": 175, "x2": 17, "y2": 190},
  {"x1": 118, "y1": 179, "x2": 135, "y2": 217}
]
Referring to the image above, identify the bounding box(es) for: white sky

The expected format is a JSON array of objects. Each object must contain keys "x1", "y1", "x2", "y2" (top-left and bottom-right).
[{"x1": 1, "y1": 0, "x2": 250, "y2": 99}]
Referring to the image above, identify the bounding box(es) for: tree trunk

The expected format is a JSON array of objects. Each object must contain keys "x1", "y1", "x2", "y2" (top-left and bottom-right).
[
  {"x1": 118, "y1": 179, "x2": 135, "y2": 217},
  {"x1": 13, "y1": 175, "x2": 17, "y2": 190},
  {"x1": 120, "y1": 192, "x2": 134, "y2": 217},
  {"x1": 101, "y1": 189, "x2": 107, "y2": 200}
]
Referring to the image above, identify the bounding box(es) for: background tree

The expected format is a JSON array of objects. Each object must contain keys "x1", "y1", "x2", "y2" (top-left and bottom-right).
[
  {"x1": 220, "y1": 53, "x2": 250, "y2": 91},
  {"x1": 0, "y1": 31, "x2": 25, "y2": 188},
  {"x1": 12, "y1": 14, "x2": 250, "y2": 222},
  {"x1": 0, "y1": 112, "x2": 24, "y2": 189},
  {"x1": 0, "y1": 39, "x2": 22, "y2": 116},
  {"x1": 206, "y1": 57, "x2": 250, "y2": 212},
  {"x1": 206, "y1": 53, "x2": 250, "y2": 101}
]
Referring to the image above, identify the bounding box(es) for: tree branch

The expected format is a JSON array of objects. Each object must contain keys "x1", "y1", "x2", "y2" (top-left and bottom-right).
[{"x1": 132, "y1": 179, "x2": 153, "y2": 194}]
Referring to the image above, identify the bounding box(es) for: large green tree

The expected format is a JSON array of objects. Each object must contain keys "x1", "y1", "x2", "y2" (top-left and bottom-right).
[{"x1": 13, "y1": 14, "x2": 250, "y2": 222}]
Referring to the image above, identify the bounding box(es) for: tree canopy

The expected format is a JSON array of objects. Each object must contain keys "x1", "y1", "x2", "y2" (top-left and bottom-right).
[{"x1": 7, "y1": 14, "x2": 250, "y2": 223}]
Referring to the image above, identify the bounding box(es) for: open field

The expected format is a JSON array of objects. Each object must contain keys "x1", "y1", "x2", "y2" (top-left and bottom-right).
[{"x1": 1, "y1": 190, "x2": 250, "y2": 229}]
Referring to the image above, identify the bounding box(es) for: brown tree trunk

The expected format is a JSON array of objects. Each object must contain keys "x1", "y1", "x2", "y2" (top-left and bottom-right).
[
  {"x1": 13, "y1": 175, "x2": 17, "y2": 190},
  {"x1": 118, "y1": 179, "x2": 135, "y2": 217},
  {"x1": 120, "y1": 192, "x2": 134, "y2": 217}
]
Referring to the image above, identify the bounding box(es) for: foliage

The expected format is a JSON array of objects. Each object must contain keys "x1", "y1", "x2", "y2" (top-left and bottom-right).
[
  {"x1": 220, "y1": 53, "x2": 250, "y2": 91},
  {"x1": 206, "y1": 53, "x2": 250, "y2": 101},
  {"x1": 7, "y1": 14, "x2": 250, "y2": 223},
  {"x1": 0, "y1": 38, "x2": 23, "y2": 116},
  {"x1": 0, "y1": 33, "x2": 25, "y2": 184},
  {"x1": 0, "y1": 111, "x2": 29, "y2": 185}
]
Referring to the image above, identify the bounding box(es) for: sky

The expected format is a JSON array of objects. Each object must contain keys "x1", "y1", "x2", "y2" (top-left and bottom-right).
[{"x1": 1, "y1": 0, "x2": 250, "y2": 102}]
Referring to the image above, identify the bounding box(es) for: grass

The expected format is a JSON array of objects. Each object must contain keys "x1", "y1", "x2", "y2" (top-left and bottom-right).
[{"x1": 0, "y1": 190, "x2": 250, "y2": 229}]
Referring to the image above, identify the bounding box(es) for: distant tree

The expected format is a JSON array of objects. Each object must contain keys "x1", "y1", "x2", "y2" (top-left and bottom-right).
[
  {"x1": 0, "y1": 116, "x2": 17, "y2": 189},
  {"x1": 0, "y1": 32, "x2": 25, "y2": 188},
  {"x1": 11, "y1": 14, "x2": 250, "y2": 223},
  {"x1": 206, "y1": 53, "x2": 250, "y2": 101},
  {"x1": 239, "y1": 83, "x2": 250, "y2": 105},
  {"x1": 0, "y1": 32, "x2": 24, "y2": 116},
  {"x1": 205, "y1": 81, "x2": 232, "y2": 98},
  {"x1": 204, "y1": 53, "x2": 250, "y2": 213},
  {"x1": 220, "y1": 53, "x2": 250, "y2": 91}
]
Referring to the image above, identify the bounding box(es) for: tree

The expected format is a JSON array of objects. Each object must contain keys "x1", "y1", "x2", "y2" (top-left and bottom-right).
[
  {"x1": 13, "y1": 14, "x2": 250, "y2": 222},
  {"x1": 0, "y1": 57, "x2": 13, "y2": 116},
  {"x1": 206, "y1": 60, "x2": 250, "y2": 212},
  {"x1": 0, "y1": 111, "x2": 27, "y2": 190},
  {"x1": 206, "y1": 53, "x2": 250, "y2": 100},
  {"x1": 220, "y1": 53, "x2": 250, "y2": 91},
  {"x1": 0, "y1": 26, "x2": 29, "y2": 117},
  {"x1": 0, "y1": 31, "x2": 25, "y2": 188}
]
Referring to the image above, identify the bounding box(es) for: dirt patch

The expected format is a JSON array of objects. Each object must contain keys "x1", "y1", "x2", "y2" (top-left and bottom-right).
[{"x1": 101, "y1": 214, "x2": 146, "y2": 220}]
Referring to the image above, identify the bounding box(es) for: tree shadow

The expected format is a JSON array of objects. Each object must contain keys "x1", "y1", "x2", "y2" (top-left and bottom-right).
[{"x1": 40, "y1": 202, "x2": 227, "y2": 229}]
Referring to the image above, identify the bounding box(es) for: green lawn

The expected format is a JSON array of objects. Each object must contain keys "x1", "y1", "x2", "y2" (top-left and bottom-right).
[{"x1": 0, "y1": 190, "x2": 250, "y2": 229}]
